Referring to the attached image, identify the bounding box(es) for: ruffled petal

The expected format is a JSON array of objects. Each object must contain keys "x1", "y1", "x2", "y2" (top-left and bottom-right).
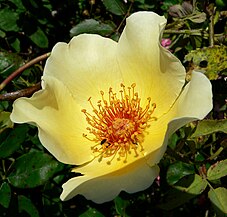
[
  {"x1": 10, "y1": 76, "x2": 94, "y2": 165},
  {"x1": 172, "y1": 70, "x2": 213, "y2": 119},
  {"x1": 44, "y1": 34, "x2": 122, "y2": 108},
  {"x1": 60, "y1": 158, "x2": 159, "y2": 203},
  {"x1": 144, "y1": 71, "x2": 213, "y2": 163},
  {"x1": 117, "y1": 11, "x2": 186, "y2": 116}
]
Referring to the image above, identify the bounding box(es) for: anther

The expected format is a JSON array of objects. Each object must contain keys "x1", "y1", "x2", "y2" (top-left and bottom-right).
[
  {"x1": 131, "y1": 83, "x2": 136, "y2": 88},
  {"x1": 81, "y1": 83, "x2": 157, "y2": 164},
  {"x1": 120, "y1": 83, "x2": 125, "y2": 87}
]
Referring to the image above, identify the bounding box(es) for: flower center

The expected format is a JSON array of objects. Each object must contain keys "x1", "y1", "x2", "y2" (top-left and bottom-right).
[{"x1": 82, "y1": 83, "x2": 157, "y2": 164}]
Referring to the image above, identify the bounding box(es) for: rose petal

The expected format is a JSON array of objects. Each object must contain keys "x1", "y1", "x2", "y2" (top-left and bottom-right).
[
  {"x1": 11, "y1": 76, "x2": 94, "y2": 165},
  {"x1": 60, "y1": 159, "x2": 159, "y2": 203},
  {"x1": 117, "y1": 12, "x2": 186, "y2": 116},
  {"x1": 145, "y1": 70, "x2": 213, "y2": 163},
  {"x1": 44, "y1": 34, "x2": 122, "y2": 108}
]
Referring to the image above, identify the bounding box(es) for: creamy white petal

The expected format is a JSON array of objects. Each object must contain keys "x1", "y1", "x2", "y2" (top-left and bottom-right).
[
  {"x1": 117, "y1": 11, "x2": 186, "y2": 116},
  {"x1": 44, "y1": 34, "x2": 122, "y2": 109},
  {"x1": 60, "y1": 160, "x2": 159, "y2": 203},
  {"x1": 145, "y1": 71, "x2": 213, "y2": 163},
  {"x1": 11, "y1": 76, "x2": 94, "y2": 165}
]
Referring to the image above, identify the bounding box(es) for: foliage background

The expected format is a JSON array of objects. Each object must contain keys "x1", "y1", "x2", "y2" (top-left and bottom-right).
[{"x1": 0, "y1": 0, "x2": 227, "y2": 216}]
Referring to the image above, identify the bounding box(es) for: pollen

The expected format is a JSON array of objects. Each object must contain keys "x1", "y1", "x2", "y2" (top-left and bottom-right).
[{"x1": 82, "y1": 83, "x2": 157, "y2": 164}]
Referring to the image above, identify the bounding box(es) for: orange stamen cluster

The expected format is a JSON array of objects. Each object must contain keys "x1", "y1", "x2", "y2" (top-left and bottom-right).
[{"x1": 82, "y1": 83, "x2": 157, "y2": 164}]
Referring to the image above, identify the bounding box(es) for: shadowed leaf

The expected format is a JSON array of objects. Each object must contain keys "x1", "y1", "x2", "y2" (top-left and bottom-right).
[
  {"x1": 166, "y1": 161, "x2": 195, "y2": 185},
  {"x1": 174, "y1": 174, "x2": 207, "y2": 195},
  {"x1": 208, "y1": 187, "x2": 227, "y2": 216},
  {"x1": 0, "y1": 125, "x2": 29, "y2": 158},
  {"x1": 192, "y1": 119, "x2": 227, "y2": 137},
  {"x1": 70, "y1": 19, "x2": 115, "y2": 37},
  {"x1": 102, "y1": 0, "x2": 127, "y2": 15},
  {"x1": 0, "y1": 8, "x2": 20, "y2": 32},
  {"x1": 18, "y1": 195, "x2": 39, "y2": 217},
  {"x1": 8, "y1": 149, "x2": 64, "y2": 188},
  {"x1": 207, "y1": 160, "x2": 227, "y2": 181},
  {"x1": 79, "y1": 207, "x2": 105, "y2": 217},
  {"x1": 29, "y1": 27, "x2": 49, "y2": 48},
  {"x1": 114, "y1": 196, "x2": 130, "y2": 217},
  {"x1": 0, "y1": 183, "x2": 11, "y2": 208},
  {"x1": 0, "y1": 111, "x2": 14, "y2": 133}
]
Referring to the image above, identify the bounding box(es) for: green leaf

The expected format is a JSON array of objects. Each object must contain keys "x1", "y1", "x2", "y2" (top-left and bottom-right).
[
  {"x1": 0, "y1": 183, "x2": 11, "y2": 208},
  {"x1": 8, "y1": 149, "x2": 64, "y2": 188},
  {"x1": 192, "y1": 119, "x2": 227, "y2": 137},
  {"x1": 208, "y1": 187, "x2": 227, "y2": 216},
  {"x1": 174, "y1": 174, "x2": 207, "y2": 195},
  {"x1": 70, "y1": 19, "x2": 115, "y2": 37},
  {"x1": 0, "y1": 111, "x2": 14, "y2": 133},
  {"x1": 0, "y1": 8, "x2": 20, "y2": 32},
  {"x1": 9, "y1": 0, "x2": 26, "y2": 12},
  {"x1": 166, "y1": 161, "x2": 195, "y2": 185},
  {"x1": 168, "y1": 133, "x2": 179, "y2": 150},
  {"x1": 0, "y1": 49, "x2": 24, "y2": 77},
  {"x1": 159, "y1": 175, "x2": 207, "y2": 210},
  {"x1": 0, "y1": 29, "x2": 6, "y2": 38},
  {"x1": 29, "y1": 27, "x2": 49, "y2": 48},
  {"x1": 11, "y1": 38, "x2": 21, "y2": 52},
  {"x1": 216, "y1": 0, "x2": 227, "y2": 7},
  {"x1": 207, "y1": 160, "x2": 227, "y2": 181},
  {"x1": 114, "y1": 196, "x2": 130, "y2": 217},
  {"x1": 102, "y1": 0, "x2": 127, "y2": 15},
  {"x1": 79, "y1": 207, "x2": 105, "y2": 217},
  {"x1": 18, "y1": 195, "x2": 39, "y2": 217},
  {"x1": 0, "y1": 125, "x2": 29, "y2": 158}
]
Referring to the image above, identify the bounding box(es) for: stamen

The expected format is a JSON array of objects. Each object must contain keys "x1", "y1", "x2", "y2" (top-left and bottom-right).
[{"x1": 81, "y1": 83, "x2": 157, "y2": 164}]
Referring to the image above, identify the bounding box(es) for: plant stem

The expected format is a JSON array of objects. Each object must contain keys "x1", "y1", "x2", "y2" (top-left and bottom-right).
[
  {"x1": 0, "y1": 52, "x2": 50, "y2": 91},
  {"x1": 209, "y1": 8, "x2": 215, "y2": 46},
  {"x1": 206, "y1": 3, "x2": 215, "y2": 46},
  {"x1": 164, "y1": 29, "x2": 206, "y2": 35},
  {"x1": 116, "y1": 1, "x2": 134, "y2": 33},
  {"x1": 0, "y1": 82, "x2": 41, "y2": 101}
]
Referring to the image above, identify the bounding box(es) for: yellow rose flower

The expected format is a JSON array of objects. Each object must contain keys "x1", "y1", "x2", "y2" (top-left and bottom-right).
[{"x1": 10, "y1": 11, "x2": 212, "y2": 203}]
